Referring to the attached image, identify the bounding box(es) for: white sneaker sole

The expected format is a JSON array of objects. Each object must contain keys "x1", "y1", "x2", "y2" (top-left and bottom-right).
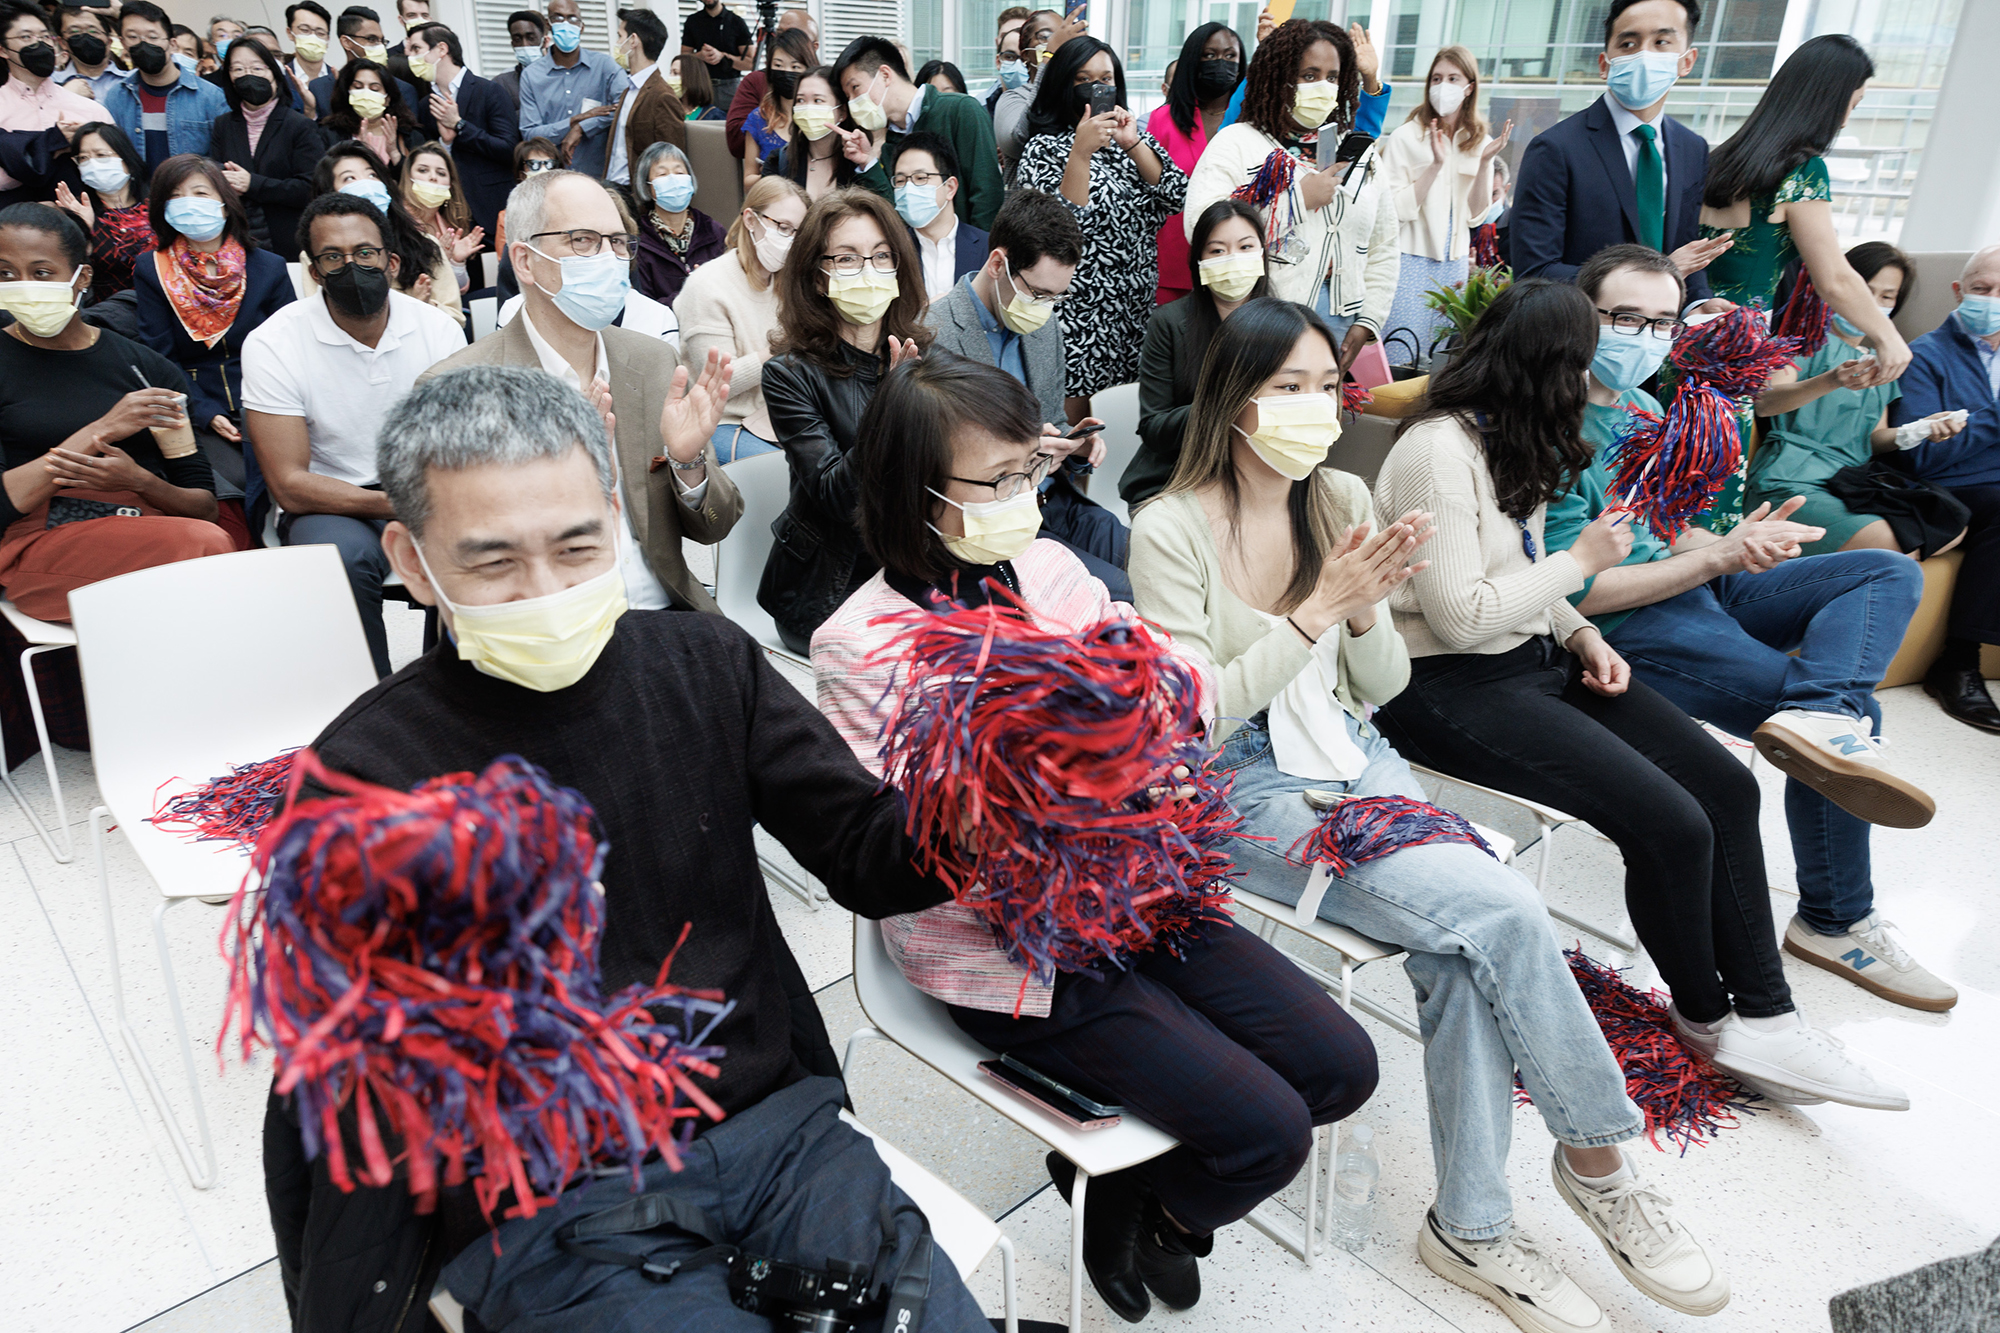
[
  {"x1": 1670, "y1": 1015, "x2": 1828, "y2": 1106},
  {"x1": 1417, "y1": 1218, "x2": 1607, "y2": 1333},
  {"x1": 1782, "y1": 933, "x2": 1959, "y2": 1013},
  {"x1": 1551, "y1": 1158, "x2": 1731, "y2": 1317},
  {"x1": 1752, "y1": 720, "x2": 1935, "y2": 829},
  {"x1": 1705, "y1": 1045, "x2": 1910, "y2": 1112}
]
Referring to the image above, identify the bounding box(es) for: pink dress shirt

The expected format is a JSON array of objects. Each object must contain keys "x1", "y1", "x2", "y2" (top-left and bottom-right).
[
  {"x1": 0, "y1": 76, "x2": 101, "y2": 191},
  {"x1": 1147, "y1": 103, "x2": 1209, "y2": 302}
]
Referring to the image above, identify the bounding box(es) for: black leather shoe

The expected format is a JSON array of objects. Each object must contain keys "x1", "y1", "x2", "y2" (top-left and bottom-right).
[
  {"x1": 1133, "y1": 1196, "x2": 1209, "y2": 1310},
  {"x1": 1924, "y1": 664, "x2": 2000, "y2": 734},
  {"x1": 1045, "y1": 1153, "x2": 1150, "y2": 1323}
]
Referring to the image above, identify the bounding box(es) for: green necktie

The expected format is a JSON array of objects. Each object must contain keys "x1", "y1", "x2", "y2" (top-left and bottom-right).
[{"x1": 1633, "y1": 122, "x2": 1665, "y2": 251}]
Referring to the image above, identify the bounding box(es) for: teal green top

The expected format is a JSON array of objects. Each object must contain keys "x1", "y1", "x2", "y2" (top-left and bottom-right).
[
  {"x1": 1698, "y1": 157, "x2": 1833, "y2": 311},
  {"x1": 1748, "y1": 335, "x2": 1900, "y2": 493},
  {"x1": 1545, "y1": 387, "x2": 1673, "y2": 636}
]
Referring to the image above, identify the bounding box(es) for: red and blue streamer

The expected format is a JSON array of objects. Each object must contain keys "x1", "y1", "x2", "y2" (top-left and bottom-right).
[
  {"x1": 1773, "y1": 267, "x2": 1829, "y2": 357},
  {"x1": 1608, "y1": 305, "x2": 1800, "y2": 541},
  {"x1": 1288, "y1": 794, "x2": 1494, "y2": 877},
  {"x1": 1231, "y1": 147, "x2": 1301, "y2": 253},
  {"x1": 150, "y1": 748, "x2": 301, "y2": 849},
  {"x1": 1516, "y1": 948, "x2": 1761, "y2": 1155},
  {"x1": 871, "y1": 595, "x2": 1239, "y2": 1014},
  {"x1": 219, "y1": 752, "x2": 733, "y2": 1227}
]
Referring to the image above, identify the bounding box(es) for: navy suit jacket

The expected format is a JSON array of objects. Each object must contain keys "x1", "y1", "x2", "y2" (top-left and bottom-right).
[
  {"x1": 908, "y1": 220, "x2": 990, "y2": 287},
  {"x1": 1509, "y1": 96, "x2": 1712, "y2": 303},
  {"x1": 412, "y1": 71, "x2": 520, "y2": 238}
]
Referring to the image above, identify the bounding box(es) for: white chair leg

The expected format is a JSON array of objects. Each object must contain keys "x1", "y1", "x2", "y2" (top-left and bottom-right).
[
  {"x1": 758, "y1": 852, "x2": 820, "y2": 910},
  {"x1": 1534, "y1": 819, "x2": 1640, "y2": 954},
  {"x1": 841, "y1": 1024, "x2": 883, "y2": 1079},
  {"x1": 1068, "y1": 1168, "x2": 1088, "y2": 1333},
  {"x1": 1301, "y1": 1123, "x2": 1321, "y2": 1268},
  {"x1": 22, "y1": 644, "x2": 73, "y2": 861},
  {"x1": 995, "y1": 1231, "x2": 1018, "y2": 1333},
  {"x1": 94, "y1": 808, "x2": 218, "y2": 1189}
]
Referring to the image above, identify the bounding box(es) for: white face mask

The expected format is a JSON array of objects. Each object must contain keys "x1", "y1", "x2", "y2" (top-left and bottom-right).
[
  {"x1": 751, "y1": 215, "x2": 793, "y2": 274},
  {"x1": 1428, "y1": 80, "x2": 1467, "y2": 117},
  {"x1": 928, "y1": 486, "x2": 1042, "y2": 564}
]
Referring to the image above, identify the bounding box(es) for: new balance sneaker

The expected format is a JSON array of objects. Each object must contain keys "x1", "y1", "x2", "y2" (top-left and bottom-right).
[
  {"x1": 1551, "y1": 1147, "x2": 1729, "y2": 1317},
  {"x1": 1784, "y1": 913, "x2": 1959, "y2": 1012},
  {"x1": 1418, "y1": 1209, "x2": 1607, "y2": 1333},
  {"x1": 1708, "y1": 1010, "x2": 1910, "y2": 1111},
  {"x1": 1752, "y1": 710, "x2": 1935, "y2": 829},
  {"x1": 1668, "y1": 1003, "x2": 1826, "y2": 1106}
]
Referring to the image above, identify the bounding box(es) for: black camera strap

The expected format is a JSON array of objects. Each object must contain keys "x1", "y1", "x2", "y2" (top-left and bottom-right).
[
  {"x1": 879, "y1": 1196, "x2": 932, "y2": 1333},
  {"x1": 554, "y1": 1194, "x2": 739, "y2": 1284}
]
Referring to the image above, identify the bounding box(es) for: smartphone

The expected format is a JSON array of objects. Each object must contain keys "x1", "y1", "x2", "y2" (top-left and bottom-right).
[
  {"x1": 1328, "y1": 130, "x2": 1375, "y2": 165},
  {"x1": 1088, "y1": 80, "x2": 1116, "y2": 118},
  {"x1": 1058, "y1": 421, "x2": 1098, "y2": 441},
  {"x1": 979, "y1": 1057, "x2": 1123, "y2": 1129}
]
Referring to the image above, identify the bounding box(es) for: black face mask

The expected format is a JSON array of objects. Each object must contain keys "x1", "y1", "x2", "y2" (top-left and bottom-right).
[
  {"x1": 233, "y1": 74, "x2": 274, "y2": 104},
  {"x1": 18, "y1": 42, "x2": 58, "y2": 78},
  {"x1": 66, "y1": 33, "x2": 107, "y2": 66},
  {"x1": 322, "y1": 261, "x2": 391, "y2": 318},
  {"x1": 131, "y1": 41, "x2": 170, "y2": 75},
  {"x1": 1194, "y1": 60, "x2": 1238, "y2": 99},
  {"x1": 767, "y1": 68, "x2": 799, "y2": 100}
]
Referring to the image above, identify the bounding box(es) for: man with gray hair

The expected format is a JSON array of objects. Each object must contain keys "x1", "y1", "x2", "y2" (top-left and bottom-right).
[
  {"x1": 1891, "y1": 243, "x2": 2000, "y2": 732},
  {"x1": 264, "y1": 363, "x2": 992, "y2": 1332},
  {"x1": 420, "y1": 167, "x2": 740, "y2": 612}
]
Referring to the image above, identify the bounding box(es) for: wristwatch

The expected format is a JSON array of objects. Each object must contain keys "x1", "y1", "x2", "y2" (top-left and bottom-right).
[{"x1": 668, "y1": 452, "x2": 707, "y2": 472}]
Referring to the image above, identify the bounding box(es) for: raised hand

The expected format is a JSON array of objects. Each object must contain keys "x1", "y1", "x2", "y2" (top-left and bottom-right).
[
  {"x1": 1073, "y1": 107, "x2": 1118, "y2": 155},
  {"x1": 1667, "y1": 231, "x2": 1735, "y2": 277},
  {"x1": 657, "y1": 347, "x2": 732, "y2": 466},
  {"x1": 1428, "y1": 123, "x2": 1449, "y2": 164},
  {"x1": 886, "y1": 336, "x2": 924, "y2": 369},
  {"x1": 1256, "y1": 7, "x2": 1276, "y2": 43},
  {"x1": 1481, "y1": 119, "x2": 1513, "y2": 159},
  {"x1": 1110, "y1": 106, "x2": 1140, "y2": 150},
  {"x1": 1348, "y1": 22, "x2": 1380, "y2": 90},
  {"x1": 53, "y1": 181, "x2": 94, "y2": 230}
]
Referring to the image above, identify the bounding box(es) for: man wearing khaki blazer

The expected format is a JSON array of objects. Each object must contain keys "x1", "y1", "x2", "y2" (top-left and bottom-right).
[
  {"x1": 419, "y1": 170, "x2": 739, "y2": 613},
  {"x1": 605, "y1": 8, "x2": 687, "y2": 190}
]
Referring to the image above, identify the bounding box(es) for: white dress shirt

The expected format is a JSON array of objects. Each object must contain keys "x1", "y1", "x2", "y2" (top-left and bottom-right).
[
  {"x1": 606, "y1": 63, "x2": 657, "y2": 185},
  {"x1": 1602, "y1": 92, "x2": 1667, "y2": 197},
  {"x1": 520, "y1": 305, "x2": 706, "y2": 612},
  {"x1": 915, "y1": 218, "x2": 959, "y2": 301}
]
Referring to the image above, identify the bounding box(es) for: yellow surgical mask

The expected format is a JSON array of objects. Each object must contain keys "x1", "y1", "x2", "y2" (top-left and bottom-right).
[
  {"x1": 793, "y1": 103, "x2": 839, "y2": 140},
  {"x1": 997, "y1": 267, "x2": 1053, "y2": 335},
  {"x1": 847, "y1": 89, "x2": 888, "y2": 131},
  {"x1": 293, "y1": 33, "x2": 326, "y2": 62},
  {"x1": 1199, "y1": 251, "x2": 1263, "y2": 301},
  {"x1": 349, "y1": 87, "x2": 388, "y2": 119},
  {"x1": 408, "y1": 179, "x2": 452, "y2": 210},
  {"x1": 418, "y1": 547, "x2": 629, "y2": 692},
  {"x1": 665, "y1": 75, "x2": 683, "y2": 98},
  {"x1": 0, "y1": 273, "x2": 82, "y2": 338},
  {"x1": 1291, "y1": 79, "x2": 1338, "y2": 130},
  {"x1": 826, "y1": 265, "x2": 898, "y2": 325},
  {"x1": 407, "y1": 55, "x2": 434, "y2": 81},
  {"x1": 929, "y1": 487, "x2": 1042, "y2": 564},
  {"x1": 611, "y1": 42, "x2": 629, "y2": 70},
  {"x1": 361, "y1": 42, "x2": 388, "y2": 63},
  {"x1": 1234, "y1": 392, "x2": 1341, "y2": 480}
]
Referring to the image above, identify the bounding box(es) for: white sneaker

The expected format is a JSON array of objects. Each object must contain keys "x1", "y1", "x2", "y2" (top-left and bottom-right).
[
  {"x1": 1708, "y1": 1010, "x2": 1910, "y2": 1111},
  {"x1": 1551, "y1": 1148, "x2": 1729, "y2": 1316},
  {"x1": 1752, "y1": 710, "x2": 1935, "y2": 829},
  {"x1": 1668, "y1": 1003, "x2": 1826, "y2": 1106},
  {"x1": 1784, "y1": 913, "x2": 1959, "y2": 1012},
  {"x1": 1418, "y1": 1209, "x2": 1607, "y2": 1333}
]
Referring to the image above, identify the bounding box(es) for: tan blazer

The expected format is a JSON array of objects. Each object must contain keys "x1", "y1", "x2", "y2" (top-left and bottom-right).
[
  {"x1": 418, "y1": 314, "x2": 742, "y2": 613},
  {"x1": 611, "y1": 68, "x2": 688, "y2": 186}
]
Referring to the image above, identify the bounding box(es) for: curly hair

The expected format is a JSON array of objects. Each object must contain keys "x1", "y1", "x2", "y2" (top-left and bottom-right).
[
  {"x1": 769, "y1": 188, "x2": 933, "y2": 376},
  {"x1": 1236, "y1": 19, "x2": 1357, "y2": 142}
]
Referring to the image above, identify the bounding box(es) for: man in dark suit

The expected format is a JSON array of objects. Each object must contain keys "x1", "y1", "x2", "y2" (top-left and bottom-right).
[
  {"x1": 404, "y1": 23, "x2": 519, "y2": 238},
  {"x1": 892, "y1": 133, "x2": 988, "y2": 302},
  {"x1": 309, "y1": 6, "x2": 424, "y2": 126},
  {"x1": 1508, "y1": 0, "x2": 1734, "y2": 308}
]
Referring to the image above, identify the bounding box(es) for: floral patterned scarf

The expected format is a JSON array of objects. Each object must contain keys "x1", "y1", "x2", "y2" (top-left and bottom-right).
[{"x1": 155, "y1": 235, "x2": 247, "y2": 346}]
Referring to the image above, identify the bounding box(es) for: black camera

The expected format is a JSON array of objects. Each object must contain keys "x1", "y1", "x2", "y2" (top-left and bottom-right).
[{"x1": 729, "y1": 1252, "x2": 882, "y2": 1332}]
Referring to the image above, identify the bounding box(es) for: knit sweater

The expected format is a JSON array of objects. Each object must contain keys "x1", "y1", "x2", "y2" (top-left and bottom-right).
[
  {"x1": 1374, "y1": 414, "x2": 1590, "y2": 657},
  {"x1": 672, "y1": 247, "x2": 780, "y2": 439},
  {"x1": 1127, "y1": 472, "x2": 1411, "y2": 741},
  {"x1": 308, "y1": 610, "x2": 950, "y2": 1118}
]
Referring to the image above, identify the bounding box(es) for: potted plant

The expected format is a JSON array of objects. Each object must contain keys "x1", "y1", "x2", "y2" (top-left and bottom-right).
[{"x1": 1423, "y1": 266, "x2": 1513, "y2": 375}]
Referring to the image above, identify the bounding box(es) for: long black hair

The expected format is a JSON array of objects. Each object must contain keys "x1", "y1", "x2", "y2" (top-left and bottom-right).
[
  {"x1": 1703, "y1": 34, "x2": 1873, "y2": 208},
  {"x1": 1023, "y1": 36, "x2": 1125, "y2": 143},
  {"x1": 1845, "y1": 240, "x2": 1913, "y2": 317},
  {"x1": 1181, "y1": 198, "x2": 1270, "y2": 384},
  {"x1": 1165, "y1": 22, "x2": 1241, "y2": 137},
  {"x1": 324, "y1": 58, "x2": 416, "y2": 139},
  {"x1": 773, "y1": 66, "x2": 871, "y2": 191},
  {"x1": 914, "y1": 59, "x2": 967, "y2": 94},
  {"x1": 221, "y1": 35, "x2": 291, "y2": 114},
  {"x1": 1398, "y1": 278, "x2": 1597, "y2": 519}
]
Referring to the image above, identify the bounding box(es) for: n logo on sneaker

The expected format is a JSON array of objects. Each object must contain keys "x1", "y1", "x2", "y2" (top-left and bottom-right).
[
  {"x1": 1832, "y1": 734, "x2": 1869, "y2": 755},
  {"x1": 1841, "y1": 947, "x2": 1877, "y2": 971}
]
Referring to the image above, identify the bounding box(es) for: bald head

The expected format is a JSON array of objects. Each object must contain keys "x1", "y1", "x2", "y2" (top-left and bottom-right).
[
  {"x1": 778, "y1": 8, "x2": 815, "y2": 40},
  {"x1": 1959, "y1": 245, "x2": 2000, "y2": 287}
]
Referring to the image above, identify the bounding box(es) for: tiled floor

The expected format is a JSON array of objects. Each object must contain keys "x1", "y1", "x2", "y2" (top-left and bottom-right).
[{"x1": 7, "y1": 610, "x2": 1996, "y2": 1332}]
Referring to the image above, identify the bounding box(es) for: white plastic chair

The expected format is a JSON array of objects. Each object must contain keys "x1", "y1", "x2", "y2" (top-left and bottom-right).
[
  {"x1": 1083, "y1": 381, "x2": 1142, "y2": 527},
  {"x1": 428, "y1": 1113, "x2": 1016, "y2": 1333},
  {"x1": 68, "y1": 546, "x2": 378, "y2": 1189},
  {"x1": 285, "y1": 260, "x2": 309, "y2": 300},
  {"x1": 468, "y1": 294, "x2": 498, "y2": 341},
  {"x1": 844, "y1": 917, "x2": 1323, "y2": 1330},
  {"x1": 716, "y1": 452, "x2": 805, "y2": 669},
  {"x1": 0, "y1": 599, "x2": 79, "y2": 861}
]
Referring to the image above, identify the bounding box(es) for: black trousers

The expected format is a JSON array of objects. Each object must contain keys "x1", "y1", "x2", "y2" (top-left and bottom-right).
[
  {"x1": 1947, "y1": 483, "x2": 2000, "y2": 644},
  {"x1": 1374, "y1": 636, "x2": 1791, "y2": 1024}
]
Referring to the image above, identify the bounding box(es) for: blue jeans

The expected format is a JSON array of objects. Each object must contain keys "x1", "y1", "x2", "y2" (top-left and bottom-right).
[
  {"x1": 1039, "y1": 471, "x2": 1132, "y2": 601},
  {"x1": 711, "y1": 422, "x2": 777, "y2": 464},
  {"x1": 1605, "y1": 549, "x2": 1921, "y2": 933},
  {"x1": 282, "y1": 513, "x2": 390, "y2": 678},
  {"x1": 1217, "y1": 710, "x2": 1642, "y2": 1241}
]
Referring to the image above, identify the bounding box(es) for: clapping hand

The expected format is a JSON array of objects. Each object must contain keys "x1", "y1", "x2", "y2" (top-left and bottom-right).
[
  {"x1": 886, "y1": 336, "x2": 923, "y2": 369},
  {"x1": 221, "y1": 160, "x2": 252, "y2": 192},
  {"x1": 1480, "y1": 119, "x2": 1513, "y2": 160},
  {"x1": 657, "y1": 347, "x2": 732, "y2": 467},
  {"x1": 53, "y1": 181, "x2": 94, "y2": 230},
  {"x1": 585, "y1": 375, "x2": 617, "y2": 450},
  {"x1": 1427, "y1": 124, "x2": 1450, "y2": 164},
  {"x1": 444, "y1": 225, "x2": 485, "y2": 264},
  {"x1": 429, "y1": 91, "x2": 459, "y2": 138}
]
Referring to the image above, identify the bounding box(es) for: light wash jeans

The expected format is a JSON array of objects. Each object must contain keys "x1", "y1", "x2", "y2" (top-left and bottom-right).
[{"x1": 1215, "y1": 709, "x2": 1644, "y2": 1240}]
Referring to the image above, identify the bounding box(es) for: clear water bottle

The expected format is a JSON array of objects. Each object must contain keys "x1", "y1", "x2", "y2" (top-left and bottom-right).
[{"x1": 1329, "y1": 1123, "x2": 1379, "y2": 1253}]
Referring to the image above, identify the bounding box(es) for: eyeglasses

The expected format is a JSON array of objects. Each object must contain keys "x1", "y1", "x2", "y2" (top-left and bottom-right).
[
  {"x1": 310, "y1": 245, "x2": 388, "y2": 274},
  {"x1": 752, "y1": 208, "x2": 797, "y2": 238},
  {"x1": 522, "y1": 159, "x2": 555, "y2": 173},
  {"x1": 528, "y1": 227, "x2": 638, "y2": 259},
  {"x1": 950, "y1": 453, "x2": 1054, "y2": 501},
  {"x1": 890, "y1": 170, "x2": 944, "y2": 189},
  {"x1": 1597, "y1": 308, "x2": 1687, "y2": 340},
  {"x1": 1005, "y1": 268, "x2": 1068, "y2": 306},
  {"x1": 819, "y1": 251, "x2": 897, "y2": 276}
]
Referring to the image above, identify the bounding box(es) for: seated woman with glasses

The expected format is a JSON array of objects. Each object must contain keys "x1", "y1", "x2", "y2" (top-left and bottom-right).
[
  {"x1": 673, "y1": 174, "x2": 809, "y2": 463},
  {"x1": 49, "y1": 122, "x2": 155, "y2": 304},
  {"x1": 757, "y1": 188, "x2": 932, "y2": 653},
  {"x1": 313, "y1": 140, "x2": 463, "y2": 327},
  {"x1": 812, "y1": 352, "x2": 1377, "y2": 1325},
  {"x1": 632, "y1": 140, "x2": 726, "y2": 309}
]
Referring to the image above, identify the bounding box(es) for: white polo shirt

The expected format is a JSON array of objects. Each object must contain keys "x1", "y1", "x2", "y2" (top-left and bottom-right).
[{"x1": 241, "y1": 289, "x2": 467, "y2": 486}]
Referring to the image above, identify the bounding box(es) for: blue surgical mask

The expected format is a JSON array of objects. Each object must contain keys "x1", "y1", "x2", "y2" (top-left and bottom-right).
[
  {"x1": 164, "y1": 195, "x2": 228, "y2": 242},
  {"x1": 550, "y1": 21, "x2": 581, "y2": 53},
  {"x1": 1605, "y1": 50, "x2": 1682, "y2": 112},
  {"x1": 1957, "y1": 293, "x2": 2000, "y2": 337},
  {"x1": 530, "y1": 245, "x2": 630, "y2": 330},
  {"x1": 997, "y1": 59, "x2": 1028, "y2": 90},
  {"x1": 1831, "y1": 312, "x2": 1863, "y2": 339},
  {"x1": 513, "y1": 44, "x2": 539, "y2": 65},
  {"x1": 214, "y1": 36, "x2": 232, "y2": 61},
  {"x1": 1591, "y1": 324, "x2": 1675, "y2": 392},
  {"x1": 339, "y1": 177, "x2": 393, "y2": 213},
  {"x1": 1476, "y1": 199, "x2": 1504, "y2": 227},
  {"x1": 650, "y1": 172, "x2": 695, "y2": 211},
  {"x1": 895, "y1": 180, "x2": 943, "y2": 230},
  {"x1": 174, "y1": 51, "x2": 198, "y2": 72}
]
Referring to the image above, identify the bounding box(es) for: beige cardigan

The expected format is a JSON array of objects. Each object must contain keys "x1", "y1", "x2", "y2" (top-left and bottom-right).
[
  {"x1": 1128, "y1": 472, "x2": 1411, "y2": 742},
  {"x1": 1374, "y1": 414, "x2": 1590, "y2": 658},
  {"x1": 671, "y1": 248, "x2": 778, "y2": 439},
  {"x1": 1379, "y1": 118, "x2": 1489, "y2": 263}
]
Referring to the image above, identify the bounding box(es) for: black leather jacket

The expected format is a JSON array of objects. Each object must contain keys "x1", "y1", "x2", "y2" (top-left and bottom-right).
[{"x1": 757, "y1": 342, "x2": 885, "y2": 652}]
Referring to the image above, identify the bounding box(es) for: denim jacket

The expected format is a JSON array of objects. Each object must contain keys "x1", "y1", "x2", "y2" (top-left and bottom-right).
[{"x1": 99, "y1": 68, "x2": 229, "y2": 162}]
